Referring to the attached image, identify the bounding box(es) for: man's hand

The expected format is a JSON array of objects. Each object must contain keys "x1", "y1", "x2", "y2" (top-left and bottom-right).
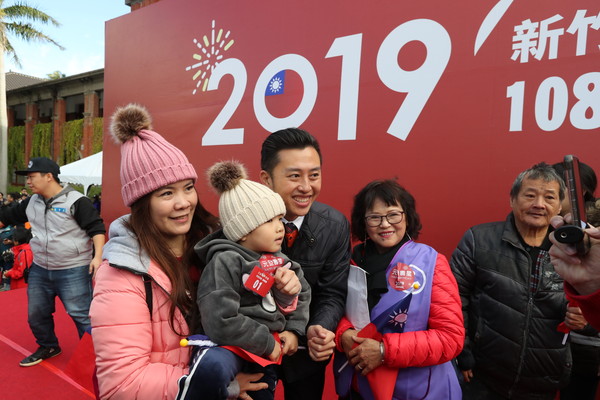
[
  {"x1": 462, "y1": 369, "x2": 474, "y2": 383},
  {"x1": 549, "y1": 215, "x2": 600, "y2": 295},
  {"x1": 279, "y1": 331, "x2": 299, "y2": 356},
  {"x1": 306, "y1": 325, "x2": 335, "y2": 362},
  {"x1": 273, "y1": 266, "x2": 301, "y2": 296},
  {"x1": 89, "y1": 257, "x2": 102, "y2": 279},
  {"x1": 90, "y1": 233, "x2": 105, "y2": 280}
]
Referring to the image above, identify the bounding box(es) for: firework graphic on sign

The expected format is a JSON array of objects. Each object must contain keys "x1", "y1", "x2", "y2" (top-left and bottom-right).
[{"x1": 185, "y1": 20, "x2": 235, "y2": 95}]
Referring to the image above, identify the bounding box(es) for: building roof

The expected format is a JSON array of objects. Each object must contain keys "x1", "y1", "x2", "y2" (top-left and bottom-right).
[{"x1": 5, "y1": 71, "x2": 47, "y2": 90}]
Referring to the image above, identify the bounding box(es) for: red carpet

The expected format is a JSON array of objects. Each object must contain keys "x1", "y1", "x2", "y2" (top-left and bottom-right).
[
  {"x1": 0, "y1": 288, "x2": 95, "y2": 399},
  {"x1": 0, "y1": 288, "x2": 337, "y2": 399}
]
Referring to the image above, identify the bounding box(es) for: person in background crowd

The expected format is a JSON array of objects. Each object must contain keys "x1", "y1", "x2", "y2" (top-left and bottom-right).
[
  {"x1": 0, "y1": 157, "x2": 105, "y2": 367},
  {"x1": 259, "y1": 128, "x2": 351, "y2": 400},
  {"x1": 3, "y1": 226, "x2": 33, "y2": 289},
  {"x1": 19, "y1": 188, "x2": 29, "y2": 202},
  {"x1": 552, "y1": 161, "x2": 597, "y2": 216},
  {"x1": 335, "y1": 179, "x2": 463, "y2": 399},
  {"x1": 92, "y1": 194, "x2": 101, "y2": 213},
  {"x1": 6, "y1": 193, "x2": 19, "y2": 207},
  {"x1": 0, "y1": 225, "x2": 14, "y2": 291},
  {"x1": 89, "y1": 104, "x2": 267, "y2": 399},
  {"x1": 552, "y1": 160, "x2": 599, "y2": 400},
  {"x1": 176, "y1": 160, "x2": 310, "y2": 400},
  {"x1": 451, "y1": 162, "x2": 573, "y2": 400}
]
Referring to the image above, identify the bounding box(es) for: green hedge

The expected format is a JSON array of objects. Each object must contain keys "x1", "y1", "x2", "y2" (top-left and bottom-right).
[
  {"x1": 92, "y1": 117, "x2": 104, "y2": 153},
  {"x1": 60, "y1": 119, "x2": 84, "y2": 164},
  {"x1": 7, "y1": 126, "x2": 26, "y2": 182},
  {"x1": 31, "y1": 122, "x2": 53, "y2": 158}
]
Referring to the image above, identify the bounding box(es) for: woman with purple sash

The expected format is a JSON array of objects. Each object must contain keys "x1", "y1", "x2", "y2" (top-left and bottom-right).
[{"x1": 334, "y1": 180, "x2": 464, "y2": 399}]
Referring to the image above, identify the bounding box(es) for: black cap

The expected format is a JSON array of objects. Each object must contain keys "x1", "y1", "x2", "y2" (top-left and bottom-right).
[{"x1": 15, "y1": 157, "x2": 60, "y2": 177}]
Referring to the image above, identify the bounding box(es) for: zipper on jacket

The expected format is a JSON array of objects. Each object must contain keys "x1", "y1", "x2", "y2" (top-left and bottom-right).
[{"x1": 504, "y1": 238, "x2": 534, "y2": 398}]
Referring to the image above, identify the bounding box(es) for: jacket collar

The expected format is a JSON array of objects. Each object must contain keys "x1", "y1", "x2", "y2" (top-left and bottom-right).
[{"x1": 502, "y1": 213, "x2": 552, "y2": 250}]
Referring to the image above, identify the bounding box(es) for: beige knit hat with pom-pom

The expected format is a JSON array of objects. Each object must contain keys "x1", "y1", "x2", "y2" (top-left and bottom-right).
[{"x1": 208, "y1": 160, "x2": 285, "y2": 241}]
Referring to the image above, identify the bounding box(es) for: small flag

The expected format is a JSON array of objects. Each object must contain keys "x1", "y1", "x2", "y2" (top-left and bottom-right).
[
  {"x1": 371, "y1": 292, "x2": 412, "y2": 334},
  {"x1": 265, "y1": 70, "x2": 286, "y2": 96}
]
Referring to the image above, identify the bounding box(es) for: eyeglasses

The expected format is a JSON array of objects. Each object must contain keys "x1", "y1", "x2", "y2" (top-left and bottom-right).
[{"x1": 364, "y1": 211, "x2": 405, "y2": 227}]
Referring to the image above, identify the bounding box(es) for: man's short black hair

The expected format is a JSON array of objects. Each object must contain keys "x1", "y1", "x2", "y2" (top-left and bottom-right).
[{"x1": 260, "y1": 128, "x2": 322, "y2": 175}]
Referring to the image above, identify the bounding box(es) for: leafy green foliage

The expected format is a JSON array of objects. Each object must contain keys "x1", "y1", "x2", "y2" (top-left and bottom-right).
[
  {"x1": 92, "y1": 117, "x2": 103, "y2": 153},
  {"x1": 31, "y1": 122, "x2": 52, "y2": 158},
  {"x1": 7, "y1": 125, "x2": 25, "y2": 182},
  {"x1": 60, "y1": 119, "x2": 83, "y2": 164}
]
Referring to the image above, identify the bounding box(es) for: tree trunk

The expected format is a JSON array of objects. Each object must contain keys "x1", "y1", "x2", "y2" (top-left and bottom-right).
[{"x1": 0, "y1": 47, "x2": 7, "y2": 195}]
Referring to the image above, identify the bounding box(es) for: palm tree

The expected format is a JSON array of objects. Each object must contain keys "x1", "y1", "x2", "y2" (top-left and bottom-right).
[{"x1": 0, "y1": 1, "x2": 63, "y2": 194}]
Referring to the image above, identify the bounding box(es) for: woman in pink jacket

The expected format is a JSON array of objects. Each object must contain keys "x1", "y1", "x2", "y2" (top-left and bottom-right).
[{"x1": 89, "y1": 104, "x2": 268, "y2": 400}]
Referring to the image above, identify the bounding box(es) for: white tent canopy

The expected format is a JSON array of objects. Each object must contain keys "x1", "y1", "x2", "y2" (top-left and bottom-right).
[{"x1": 58, "y1": 151, "x2": 102, "y2": 194}]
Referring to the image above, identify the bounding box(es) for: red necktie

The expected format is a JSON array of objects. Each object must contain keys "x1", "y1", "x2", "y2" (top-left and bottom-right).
[{"x1": 284, "y1": 223, "x2": 298, "y2": 247}]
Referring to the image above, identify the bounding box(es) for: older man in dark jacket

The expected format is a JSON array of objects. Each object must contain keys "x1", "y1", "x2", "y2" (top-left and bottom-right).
[{"x1": 451, "y1": 162, "x2": 576, "y2": 400}]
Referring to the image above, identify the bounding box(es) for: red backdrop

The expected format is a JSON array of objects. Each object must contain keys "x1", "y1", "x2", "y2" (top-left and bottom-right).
[{"x1": 103, "y1": 0, "x2": 600, "y2": 256}]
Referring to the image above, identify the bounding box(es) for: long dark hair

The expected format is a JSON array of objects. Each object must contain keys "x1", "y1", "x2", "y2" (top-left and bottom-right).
[
  {"x1": 126, "y1": 187, "x2": 219, "y2": 335},
  {"x1": 351, "y1": 179, "x2": 422, "y2": 242}
]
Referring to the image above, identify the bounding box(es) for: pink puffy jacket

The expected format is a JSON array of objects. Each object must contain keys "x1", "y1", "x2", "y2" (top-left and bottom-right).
[{"x1": 90, "y1": 257, "x2": 190, "y2": 399}]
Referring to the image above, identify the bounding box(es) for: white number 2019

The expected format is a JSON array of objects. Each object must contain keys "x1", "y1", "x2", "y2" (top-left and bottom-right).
[{"x1": 202, "y1": 19, "x2": 451, "y2": 146}]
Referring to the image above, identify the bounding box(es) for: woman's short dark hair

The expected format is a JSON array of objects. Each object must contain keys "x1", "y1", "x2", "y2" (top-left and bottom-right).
[
  {"x1": 351, "y1": 179, "x2": 422, "y2": 242},
  {"x1": 260, "y1": 128, "x2": 322, "y2": 175},
  {"x1": 552, "y1": 160, "x2": 597, "y2": 203}
]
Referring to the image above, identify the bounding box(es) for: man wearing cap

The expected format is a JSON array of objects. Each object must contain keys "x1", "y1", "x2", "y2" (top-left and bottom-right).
[{"x1": 0, "y1": 157, "x2": 105, "y2": 367}]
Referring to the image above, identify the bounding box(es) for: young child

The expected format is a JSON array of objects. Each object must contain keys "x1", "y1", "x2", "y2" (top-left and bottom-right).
[
  {"x1": 2, "y1": 226, "x2": 32, "y2": 290},
  {"x1": 176, "y1": 161, "x2": 311, "y2": 400}
]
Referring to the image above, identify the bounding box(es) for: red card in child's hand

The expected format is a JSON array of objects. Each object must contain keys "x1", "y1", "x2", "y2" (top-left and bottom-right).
[
  {"x1": 244, "y1": 265, "x2": 274, "y2": 296},
  {"x1": 258, "y1": 253, "x2": 285, "y2": 274}
]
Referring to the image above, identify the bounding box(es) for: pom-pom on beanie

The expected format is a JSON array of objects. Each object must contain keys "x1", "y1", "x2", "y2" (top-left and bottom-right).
[
  {"x1": 110, "y1": 104, "x2": 198, "y2": 206},
  {"x1": 208, "y1": 160, "x2": 286, "y2": 242}
]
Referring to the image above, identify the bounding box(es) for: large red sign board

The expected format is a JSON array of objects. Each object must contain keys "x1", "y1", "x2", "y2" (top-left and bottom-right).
[{"x1": 104, "y1": 0, "x2": 600, "y2": 256}]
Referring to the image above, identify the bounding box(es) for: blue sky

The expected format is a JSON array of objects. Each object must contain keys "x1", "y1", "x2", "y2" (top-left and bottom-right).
[{"x1": 5, "y1": 1, "x2": 130, "y2": 78}]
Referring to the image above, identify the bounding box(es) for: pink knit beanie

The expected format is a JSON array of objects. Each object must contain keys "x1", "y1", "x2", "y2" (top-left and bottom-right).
[{"x1": 110, "y1": 104, "x2": 198, "y2": 206}]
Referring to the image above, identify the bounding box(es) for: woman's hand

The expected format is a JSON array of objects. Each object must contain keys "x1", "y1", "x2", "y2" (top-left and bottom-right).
[
  {"x1": 279, "y1": 331, "x2": 299, "y2": 356},
  {"x1": 235, "y1": 372, "x2": 268, "y2": 400},
  {"x1": 348, "y1": 337, "x2": 384, "y2": 375},
  {"x1": 564, "y1": 305, "x2": 588, "y2": 330},
  {"x1": 340, "y1": 328, "x2": 359, "y2": 355}
]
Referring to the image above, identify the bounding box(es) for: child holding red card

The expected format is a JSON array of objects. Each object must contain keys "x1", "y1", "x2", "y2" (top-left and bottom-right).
[{"x1": 176, "y1": 161, "x2": 310, "y2": 400}]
